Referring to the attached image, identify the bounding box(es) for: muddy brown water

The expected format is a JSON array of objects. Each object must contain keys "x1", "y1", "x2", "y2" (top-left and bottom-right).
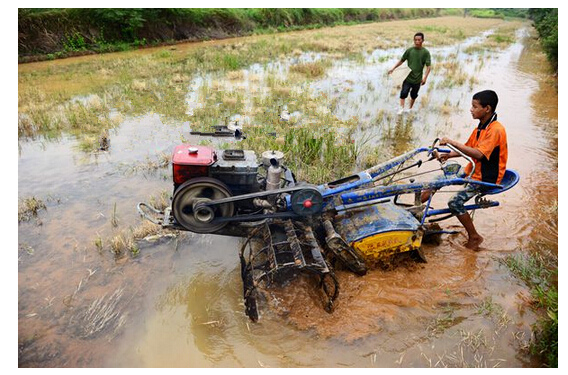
[{"x1": 18, "y1": 28, "x2": 557, "y2": 367}]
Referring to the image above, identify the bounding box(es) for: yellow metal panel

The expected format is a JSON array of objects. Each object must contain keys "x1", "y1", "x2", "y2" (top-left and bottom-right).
[{"x1": 352, "y1": 231, "x2": 423, "y2": 260}]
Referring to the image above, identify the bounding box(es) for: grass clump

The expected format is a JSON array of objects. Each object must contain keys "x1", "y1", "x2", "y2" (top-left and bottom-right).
[
  {"x1": 18, "y1": 197, "x2": 47, "y2": 222},
  {"x1": 289, "y1": 60, "x2": 331, "y2": 78},
  {"x1": 426, "y1": 304, "x2": 460, "y2": 336},
  {"x1": 148, "y1": 190, "x2": 171, "y2": 212},
  {"x1": 99, "y1": 200, "x2": 178, "y2": 258},
  {"x1": 282, "y1": 126, "x2": 358, "y2": 182},
  {"x1": 502, "y1": 250, "x2": 557, "y2": 367},
  {"x1": 125, "y1": 152, "x2": 171, "y2": 175},
  {"x1": 109, "y1": 233, "x2": 137, "y2": 257},
  {"x1": 475, "y1": 296, "x2": 511, "y2": 332}
]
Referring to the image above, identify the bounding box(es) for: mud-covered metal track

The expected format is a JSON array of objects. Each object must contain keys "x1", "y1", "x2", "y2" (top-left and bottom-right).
[{"x1": 239, "y1": 219, "x2": 339, "y2": 321}]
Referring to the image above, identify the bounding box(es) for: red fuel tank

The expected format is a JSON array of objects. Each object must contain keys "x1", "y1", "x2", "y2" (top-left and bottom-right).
[{"x1": 172, "y1": 145, "x2": 216, "y2": 185}]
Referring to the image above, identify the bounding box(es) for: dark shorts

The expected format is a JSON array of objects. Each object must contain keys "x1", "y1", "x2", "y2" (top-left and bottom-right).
[
  {"x1": 400, "y1": 79, "x2": 421, "y2": 100},
  {"x1": 447, "y1": 184, "x2": 480, "y2": 216},
  {"x1": 437, "y1": 169, "x2": 482, "y2": 216}
]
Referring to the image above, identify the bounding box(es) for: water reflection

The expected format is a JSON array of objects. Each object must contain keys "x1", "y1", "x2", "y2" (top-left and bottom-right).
[
  {"x1": 155, "y1": 270, "x2": 241, "y2": 362},
  {"x1": 382, "y1": 114, "x2": 416, "y2": 155}
]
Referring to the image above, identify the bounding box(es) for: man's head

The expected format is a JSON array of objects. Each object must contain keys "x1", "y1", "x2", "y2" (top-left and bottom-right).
[
  {"x1": 471, "y1": 90, "x2": 499, "y2": 120},
  {"x1": 414, "y1": 32, "x2": 424, "y2": 48}
]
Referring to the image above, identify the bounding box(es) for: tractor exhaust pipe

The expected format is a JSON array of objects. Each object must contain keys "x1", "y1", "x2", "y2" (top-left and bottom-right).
[{"x1": 266, "y1": 158, "x2": 282, "y2": 191}]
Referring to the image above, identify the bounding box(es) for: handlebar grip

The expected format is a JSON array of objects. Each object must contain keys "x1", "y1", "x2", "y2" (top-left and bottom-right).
[{"x1": 446, "y1": 144, "x2": 475, "y2": 179}]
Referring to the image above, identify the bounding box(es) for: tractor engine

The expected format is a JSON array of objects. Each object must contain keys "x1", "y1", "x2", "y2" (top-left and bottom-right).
[
  {"x1": 172, "y1": 145, "x2": 261, "y2": 194},
  {"x1": 170, "y1": 145, "x2": 295, "y2": 235}
]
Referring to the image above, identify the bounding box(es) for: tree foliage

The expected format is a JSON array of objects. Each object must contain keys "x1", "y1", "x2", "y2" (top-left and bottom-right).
[
  {"x1": 528, "y1": 8, "x2": 558, "y2": 72},
  {"x1": 18, "y1": 8, "x2": 441, "y2": 59}
]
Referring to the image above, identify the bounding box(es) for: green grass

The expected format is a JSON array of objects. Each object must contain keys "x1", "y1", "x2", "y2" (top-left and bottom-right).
[{"x1": 502, "y1": 251, "x2": 558, "y2": 367}]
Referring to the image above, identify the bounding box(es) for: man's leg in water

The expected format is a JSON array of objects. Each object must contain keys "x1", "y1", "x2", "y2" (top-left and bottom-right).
[
  {"x1": 408, "y1": 82, "x2": 421, "y2": 109},
  {"x1": 448, "y1": 185, "x2": 483, "y2": 250},
  {"x1": 456, "y1": 212, "x2": 483, "y2": 250}
]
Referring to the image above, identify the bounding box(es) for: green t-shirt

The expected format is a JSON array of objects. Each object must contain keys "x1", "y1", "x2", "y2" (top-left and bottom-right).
[{"x1": 401, "y1": 47, "x2": 431, "y2": 84}]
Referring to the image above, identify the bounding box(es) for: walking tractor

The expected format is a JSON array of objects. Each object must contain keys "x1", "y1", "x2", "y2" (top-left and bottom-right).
[{"x1": 138, "y1": 139, "x2": 519, "y2": 321}]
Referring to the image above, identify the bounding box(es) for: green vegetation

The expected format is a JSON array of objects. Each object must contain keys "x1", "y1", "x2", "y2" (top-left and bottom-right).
[
  {"x1": 528, "y1": 8, "x2": 558, "y2": 72},
  {"x1": 469, "y1": 9, "x2": 505, "y2": 19},
  {"x1": 461, "y1": 20, "x2": 520, "y2": 55},
  {"x1": 19, "y1": 8, "x2": 446, "y2": 61},
  {"x1": 95, "y1": 190, "x2": 177, "y2": 258},
  {"x1": 468, "y1": 8, "x2": 528, "y2": 19},
  {"x1": 502, "y1": 250, "x2": 558, "y2": 367},
  {"x1": 18, "y1": 16, "x2": 519, "y2": 182},
  {"x1": 18, "y1": 197, "x2": 47, "y2": 222},
  {"x1": 289, "y1": 60, "x2": 332, "y2": 78}
]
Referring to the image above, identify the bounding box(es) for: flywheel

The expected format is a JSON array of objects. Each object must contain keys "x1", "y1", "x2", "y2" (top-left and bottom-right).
[{"x1": 172, "y1": 177, "x2": 235, "y2": 233}]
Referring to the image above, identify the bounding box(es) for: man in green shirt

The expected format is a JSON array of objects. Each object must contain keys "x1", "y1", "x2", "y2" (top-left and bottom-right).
[{"x1": 388, "y1": 32, "x2": 431, "y2": 114}]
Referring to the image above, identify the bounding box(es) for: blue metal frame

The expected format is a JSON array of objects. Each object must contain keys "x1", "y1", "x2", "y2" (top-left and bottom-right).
[
  {"x1": 285, "y1": 146, "x2": 518, "y2": 219},
  {"x1": 424, "y1": 201, "x2": 499, "y2": 217},
  {"x1": 337, "y1": 177, "x2": 501, "y2": 206}
]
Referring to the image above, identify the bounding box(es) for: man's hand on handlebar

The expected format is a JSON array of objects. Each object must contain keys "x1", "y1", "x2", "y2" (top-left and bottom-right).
[
  {"x1": 437, "y1": 152, "x2": 451, "y2": 163},
  {"x1": 431, "y1": 149, "x2": 449, "y2": 163}
]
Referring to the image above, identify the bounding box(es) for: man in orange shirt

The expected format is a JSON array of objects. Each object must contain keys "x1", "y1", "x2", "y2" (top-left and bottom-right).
[{"x1": 435, "y1": 90, "x2": 508, "y2": 250}]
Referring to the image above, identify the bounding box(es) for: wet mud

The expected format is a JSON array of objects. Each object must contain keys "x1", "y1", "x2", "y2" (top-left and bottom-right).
[{"x1": 18, "y1": 24, "x2": 557, "y2": 367}]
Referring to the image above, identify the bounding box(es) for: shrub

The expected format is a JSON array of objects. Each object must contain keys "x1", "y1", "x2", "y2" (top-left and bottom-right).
[{"x1": 528, "y1": 8, "x2": 558, "y2": 71}]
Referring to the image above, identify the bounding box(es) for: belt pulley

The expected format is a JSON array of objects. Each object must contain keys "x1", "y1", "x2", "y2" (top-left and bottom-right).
[
  {"x1": 171, "y1": 177, "x2": 235, "y2": 233},
  {"x1": 172, "y1": 179, "x2": 324, "y2": 233}
]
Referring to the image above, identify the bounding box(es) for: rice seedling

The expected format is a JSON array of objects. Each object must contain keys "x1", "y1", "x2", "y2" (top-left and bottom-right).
[
  {"x1": 109, "y1": 233, "x2": 129, "y2": 256},
  {"x1": 475, "y1": 296, "x2": 511, "y2": 331},
  {"x1": 476, "y1": 296, "x2": 497, "y2": 316},
  {"x1": 94, "y1": 235, "x2": 104, "y2": 253},
  {"x1": 426, "y1": 305, "x2": 458, "y2": 336},
  {"x1": 129, "y1": 243, "x2": 140, "y2": 257},
  {"x1": 110, "y1": 202, "x2": 119, "y2": 228}
]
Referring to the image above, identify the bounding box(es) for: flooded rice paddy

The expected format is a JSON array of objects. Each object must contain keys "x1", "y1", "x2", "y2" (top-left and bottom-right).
[{"x1": 18, "y1": 18, "x2": 557, "y2": 367}]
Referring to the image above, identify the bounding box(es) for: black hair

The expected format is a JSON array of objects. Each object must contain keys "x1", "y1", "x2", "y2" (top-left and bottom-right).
[
  {"x1": 473, "y1": 90, "x2": 498, "y2": 112},
  {"x1": 414, "y1": 32, "x2": 425, "y2": 40}
]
